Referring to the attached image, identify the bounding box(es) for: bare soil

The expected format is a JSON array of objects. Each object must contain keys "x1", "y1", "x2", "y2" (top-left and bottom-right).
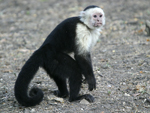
[{"x1": 0, "y1": 0, "x2": 150, "y2": 112}]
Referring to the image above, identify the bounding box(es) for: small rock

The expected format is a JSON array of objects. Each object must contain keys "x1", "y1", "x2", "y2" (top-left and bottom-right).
[
  {"x1": 146, "y1": 98, "x2": 150, "y2": 103},
  {"x1": 123, "y1": 102, "x2": 126, "y2": 106},
  {"x1": 122, "y1": 82, "x2": 126, "y2": 85},
  {"x1": 107, "y1": 84, "x2": 111, "y2": 88},
  {"x1": 7, "y1": 97, "x2": 14, "y2": 101},
  {"x1": 145, "y1": 20, "x2": 150, "y2": 36},
  {"x1": 13, "y1": 101, "x2": 19, "y2": 107},
  {"x1": 101, "y1": 65, "x2": 109, "y2": 69},
  {"x1": 31, "y1": 109, "x2": 36, "y2": 112},
  {"x1": 5, "y1": 61, "x2": 10, "y2": 65},
  {"x1": 24, "y1": 108, "x2": 30, "y2": 113},
  {"x1": 146, "y1": 84, "x2": 150, "y2": 94},
  {"x1": 80, "y1": 99, "x2": 90, "y2": 104},
  {"x1": 125, "y1": 106, "x2": 132, "y2": 112},
  {"x1": 81, "y1": 108, "x2": 84, "y2": 111},
  {"x1": 124, "y1": 93, "x2": 130, "y2": 96}
]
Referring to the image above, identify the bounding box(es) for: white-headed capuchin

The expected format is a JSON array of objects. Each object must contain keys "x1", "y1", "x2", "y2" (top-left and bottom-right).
[{"x1": 14, "y1": 5, "x2": 105, "y2": 107}]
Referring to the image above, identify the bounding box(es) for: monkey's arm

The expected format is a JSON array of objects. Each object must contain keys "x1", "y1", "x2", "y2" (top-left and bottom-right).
[{"x1": 74, "y1": 53, "x2": 96, "y2": 91}]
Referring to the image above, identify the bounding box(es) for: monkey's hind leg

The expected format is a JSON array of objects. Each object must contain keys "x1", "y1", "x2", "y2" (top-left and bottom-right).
[
  {"x1": 52, "y1": 53, "x2": 95, "y2": 102},
  {"x1": 42, "y1": 58, "x2": 69, "y2": 98},
  {"x1": 53, "y1": 77, "x2": 69, "y2": 98}
]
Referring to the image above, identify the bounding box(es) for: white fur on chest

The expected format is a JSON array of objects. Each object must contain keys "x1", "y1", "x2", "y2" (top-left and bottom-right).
[{"x1": 75, "y1": 23, "x2": 100, "y2": 55}]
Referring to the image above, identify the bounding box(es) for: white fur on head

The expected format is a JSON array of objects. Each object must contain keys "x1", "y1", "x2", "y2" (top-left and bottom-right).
[{"x1": 80, "y1": 7, "x2": 105, "y2": 29}]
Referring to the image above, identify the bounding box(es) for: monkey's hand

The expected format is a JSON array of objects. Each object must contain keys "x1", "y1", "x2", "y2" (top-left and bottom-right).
[{"x1": 87, "y1": 76, "x2": 96, "y2": 91}]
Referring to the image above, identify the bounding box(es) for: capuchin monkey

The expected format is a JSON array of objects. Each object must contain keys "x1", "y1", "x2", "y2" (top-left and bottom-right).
[{"x1": 14, "y1": 5, "x2": 105, "y2": 107}]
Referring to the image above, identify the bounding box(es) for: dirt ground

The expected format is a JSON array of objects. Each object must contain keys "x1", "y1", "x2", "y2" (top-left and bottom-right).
[{"x1": 0, "y1": 0, "x2": 150, "y2": 112}]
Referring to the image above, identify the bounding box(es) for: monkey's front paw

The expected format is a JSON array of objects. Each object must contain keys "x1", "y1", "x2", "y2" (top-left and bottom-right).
[{"x1": 88, "y1": 77, "x2": 96, "y2": 91}]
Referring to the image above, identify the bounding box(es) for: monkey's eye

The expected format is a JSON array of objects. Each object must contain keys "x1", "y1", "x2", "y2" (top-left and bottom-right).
[
  {"x1": 93, "y1": 15, "x2": 97, "y2": 18},
  {"x1": 100, "y1": 15, "x2": 102, "y2": 17}
]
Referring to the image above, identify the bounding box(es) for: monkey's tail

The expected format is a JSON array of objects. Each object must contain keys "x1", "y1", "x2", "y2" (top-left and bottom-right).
[{"x1": 14, "y1": 50, "x2": 44, "y2": 107}]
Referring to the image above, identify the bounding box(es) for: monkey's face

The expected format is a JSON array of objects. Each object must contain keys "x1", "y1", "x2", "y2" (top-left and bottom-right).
[
  {"x1": 80, "y1": 7, "x2": 105, "y2": 29},
  {"x1": 88, "y1": 8, "x2": 105, "y2": 29},
  {"x1": 91, "y1": 12, "x2": 104, "y2": 27}
]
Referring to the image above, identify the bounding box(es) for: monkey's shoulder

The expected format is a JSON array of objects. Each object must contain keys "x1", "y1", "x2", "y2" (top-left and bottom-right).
[
  {"x1": 63, "y1": 17, "x2": 81, "y2": 23},
  {"x1": 58, "y1": 17, "x2": 88, "y2": 30}
]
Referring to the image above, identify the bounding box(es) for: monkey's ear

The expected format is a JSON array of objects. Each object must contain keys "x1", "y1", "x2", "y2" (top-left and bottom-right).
[
  {"x1": 80, "y1": 11, "x2": 86, "y2": 22},
  {"x1": 80, "y1": 11, "x2": 86, "y2": 18}
]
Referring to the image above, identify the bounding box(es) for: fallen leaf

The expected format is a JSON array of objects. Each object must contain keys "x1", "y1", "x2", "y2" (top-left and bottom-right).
[
  {"x1": 18, "y1": 49, "x2": 30, "y2": 52},
  {"x1": 136, "y1": 84, "x2": 146, "y2": 92},
  {"x1": 137, "y1": 29, "x2": 143, "y2": 34},
  {"x1": 140, "y1": 71, "x2": 143, "y2": 74},
  {"x1": 134, "y1": 18, "x2": 138, "y2": 21},
  {"x1": 2, "y1": 70, "x2": 13, "y2": 73},
  {"x1": 146, "y1": 55, "x2": 150, "y2": 57},
  {"x1": 0, "y1": 39, "x2": 6, "y2": 43},
  {"x1": 50, "y1": 97, "x2": 64, "y2": 103},
  {"x1": 101, "y1": 59, "x2": 108, "y2": 62},
  {"x1": 132, "y1": 93, "x2": 140, "y2": 97}
]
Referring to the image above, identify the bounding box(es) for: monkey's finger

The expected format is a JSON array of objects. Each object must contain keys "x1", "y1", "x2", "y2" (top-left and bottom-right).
[
  {"x1": 91, "y1": 84, "x2": 96, "y2": 90},
  {"x1": 88, "y1": 85, "x2": 94, "y2": 91}
]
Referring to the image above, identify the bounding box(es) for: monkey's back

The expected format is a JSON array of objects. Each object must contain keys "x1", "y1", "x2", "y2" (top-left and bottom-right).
[{"x1": 41, "y1": 17, "x2": 82, "y2": 53}]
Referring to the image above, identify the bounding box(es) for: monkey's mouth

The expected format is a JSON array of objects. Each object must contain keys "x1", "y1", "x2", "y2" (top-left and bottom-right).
[
  {"x1": 97, "y1": 23, "x2": 102, "y2": 25},
  {"x1": 94, "y1": 23, "x2": 102, "y2": 27}
]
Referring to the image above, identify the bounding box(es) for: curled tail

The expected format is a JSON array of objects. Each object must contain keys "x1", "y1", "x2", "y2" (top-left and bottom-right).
[{"x1": 14, "y1": 50, "x2": 44, "y2": 107}]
